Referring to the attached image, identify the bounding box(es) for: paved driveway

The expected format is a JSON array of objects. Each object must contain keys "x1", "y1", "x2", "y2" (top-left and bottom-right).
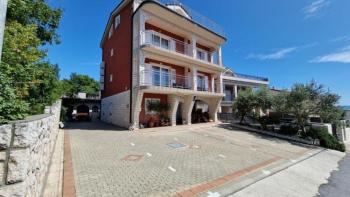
[{"x1": 66, "y1": 122, "x2": 319, "y2": 197}]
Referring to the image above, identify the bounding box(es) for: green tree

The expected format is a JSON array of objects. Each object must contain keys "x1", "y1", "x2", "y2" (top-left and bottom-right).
[
  {"x1": 233, "y1": 88, "x2": 257, "y2": 124},
  {"x1": 0, "y1": 0, "x2": 62, "y2": 122},
  {"x1": 61, "y1": 73, "x2": 99, "y2": 97}
]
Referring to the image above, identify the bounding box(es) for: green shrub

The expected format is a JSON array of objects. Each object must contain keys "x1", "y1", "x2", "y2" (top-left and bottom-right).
[
  {"x1": 279, "y1": 124, "x2": 299, "y2": 136},
  {"x1": 308, "y1": 128, "x2": 345, "y2": 152}
]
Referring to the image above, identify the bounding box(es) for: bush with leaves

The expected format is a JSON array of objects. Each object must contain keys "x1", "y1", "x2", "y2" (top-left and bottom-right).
[{"x1": 307, "y1": 127, "x2": 345, "y2": 152}]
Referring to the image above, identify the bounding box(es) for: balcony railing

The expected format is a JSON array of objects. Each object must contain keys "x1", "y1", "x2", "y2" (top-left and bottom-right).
[
  {"x1": 140, "y1": 69, "x2": 192, "y2": 89},
  {"x1": 155, "y1": 0, "x2": 225, "y2": 37},
  {"x1": 141, "y1": 30, "x2": 219, "y2": 65},
  {"x1": 141, "y1": 30, "x2": 192, "y2": 57},
  {"x1": 234, "y1": 73, "x2": 269, "y2": 82}
]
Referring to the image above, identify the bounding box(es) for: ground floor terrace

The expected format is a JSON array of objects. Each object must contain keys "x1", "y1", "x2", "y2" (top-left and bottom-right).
[{"x1": 62, "y1": 121, "x2": 342, "y2": 197}]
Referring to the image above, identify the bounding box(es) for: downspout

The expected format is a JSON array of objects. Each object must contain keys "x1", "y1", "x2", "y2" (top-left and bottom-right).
[{"x1": 0, "y1": 0, "x2": 8, "y2": 62}]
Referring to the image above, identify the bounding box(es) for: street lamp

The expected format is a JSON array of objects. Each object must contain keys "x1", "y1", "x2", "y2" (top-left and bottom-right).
[{"x1": 0, "y1": 0, "x2": 8, "y2": 62}]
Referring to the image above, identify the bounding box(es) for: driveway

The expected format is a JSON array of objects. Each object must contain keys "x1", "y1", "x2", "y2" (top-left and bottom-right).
[{"x1": 65, "y1": 122, "x2": 322, "y2": 197}]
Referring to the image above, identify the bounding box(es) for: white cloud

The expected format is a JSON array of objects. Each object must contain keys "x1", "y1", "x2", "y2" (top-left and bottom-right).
[
  {"x1": 247, "y1": 43, "x2": 317, "y2": 61},
  {"x1": 331, "y1": 36, "x2": 350, "y2": 42},
  {"x1": 303, "y1": 0, "x2": 331, "y2": 19},
  {"x1": 312, "y1": 44, "x2": 350, "y2": 63},
  {"x1": 247, "y1": 47, "x2": 297, "y2": 60}
]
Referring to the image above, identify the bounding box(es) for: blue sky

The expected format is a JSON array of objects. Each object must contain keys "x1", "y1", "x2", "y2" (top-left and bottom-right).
[{"x1": 47, "y1": 0, "x2": 350, "y2": 105}]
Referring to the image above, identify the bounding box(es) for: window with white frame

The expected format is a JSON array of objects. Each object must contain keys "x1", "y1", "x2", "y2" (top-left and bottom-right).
[
  {"x1": 108, "y1": 25, "x2": 113, "y2": 39},
  {"x1": 151, "y1": 65, "x2": 170, "y2": 87},
  {"x1": 114, "y1": 15, "x2": 121, "y2": 29},
  {"x1": 196, "y1": 48, "x2": 208, "y2": 61},
  {"x1": 145, "y1": 98, "x2": 160, "y2": 115},
  {"x1": 151, "y1": 33, "x2": 171, "y2": 50}
]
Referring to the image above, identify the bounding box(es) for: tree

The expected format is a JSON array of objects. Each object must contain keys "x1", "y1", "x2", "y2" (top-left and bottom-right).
[
  {"x1": 233, "y1": 88, "x2": 257, "y2": 124},
  {"x1": 61, "y1": 73, "x2": 99, "y2": 97},
  {"x1": 272, "y1": 81, "x2": 344, "y2": 133},
  {"x1": 0, "y1": 0, "x2": 62, "y2": 122}
]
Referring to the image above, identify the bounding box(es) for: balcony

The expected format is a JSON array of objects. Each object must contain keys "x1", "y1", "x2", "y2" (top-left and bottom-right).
[
  {"x1": 234, "y1": 73, "x2": 268, "y2": 82},
  {"x1": 141, "y1": 30, "x2": 220, "y2": 65},
  {"x1": 140, "y1": 69, "x2": 192, "y2": 89}
]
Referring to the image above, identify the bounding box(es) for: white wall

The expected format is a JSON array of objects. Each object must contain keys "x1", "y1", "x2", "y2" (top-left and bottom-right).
[{"x1": 101, "y1": 91, "x2": 130, "y2": 128}]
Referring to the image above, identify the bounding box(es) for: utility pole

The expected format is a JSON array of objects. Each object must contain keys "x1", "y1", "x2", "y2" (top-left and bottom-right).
[{"x1": 0, "y1": 0, "x2": 8, "y2": 62}]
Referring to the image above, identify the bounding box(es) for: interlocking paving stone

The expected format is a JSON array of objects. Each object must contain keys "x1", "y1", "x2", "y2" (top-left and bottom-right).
[{"x1": 67, "y1": 122, "x2": 313, "y2": 197}]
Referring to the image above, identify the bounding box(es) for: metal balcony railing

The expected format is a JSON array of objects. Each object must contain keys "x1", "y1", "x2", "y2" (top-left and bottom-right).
[
  {"x1": 234, "y1": 73, "x2": 269, "y2": 82},
  {"x1": 155, "y1": 0, "x2": 225, "y2": 37},
  {"x1": 141, "y1": 30, "x2": 220, "y2": 65},
  {"x1": 140, "y1": 69, "x2": 192, "y2": 89},
  {"x1": 141, "y1": 30, "x2": 193, "y2": 57}
]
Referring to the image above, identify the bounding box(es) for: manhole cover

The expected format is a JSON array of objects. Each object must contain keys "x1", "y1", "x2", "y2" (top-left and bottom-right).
[{"x1": 167, "y1": 143, "x2": 186, "y2": 149}]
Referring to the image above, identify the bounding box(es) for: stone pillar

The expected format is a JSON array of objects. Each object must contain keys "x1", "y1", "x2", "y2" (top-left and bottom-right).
[
  {"x1": 167, "y1": 95, "x2": 179, "y2": 126},
  {"x1": 234, "y1": 85, "x2": 238, "y2": 98},
  {"x1": 0, "y1": 0, "x2": 8, "y2": 62},
  {"x1": 218, "y1": 46, "x2": 222, "y2": 66},
  {"x1": 191, "y1": 34, "x2": 197, "y2": 58},
  {"x1": 211, "y1": 74, "x2": 215, "y2": 93},
  {"x1": 216, "y1": 73, "x2": 223, "y2": 94},
  {"x1": 210, "y1": 52, "x2": 214, "y2": 63},
  {"x1": 208, "y1": 98, "x2": 221, "y2": 122},
  {"x1": 191, "y1": 66, "x2": 198, "y2": 91},
  {"x1": 182, "y1": 95, "x2": 194, "y2": 125},
  {"x1": 130, "y1": 91, "x2": 144, "y2": 130}
]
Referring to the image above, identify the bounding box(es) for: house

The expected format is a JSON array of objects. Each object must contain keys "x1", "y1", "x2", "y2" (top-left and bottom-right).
[
  {"x1": 343, "y1": 106, "x2": 350, "y2": 120},
  {"x1": 220, "y1": 69, "x2": 269, "y2": 113},
  {"x1": 100, "y1": 0, "x2": 227, "y2": 129}
]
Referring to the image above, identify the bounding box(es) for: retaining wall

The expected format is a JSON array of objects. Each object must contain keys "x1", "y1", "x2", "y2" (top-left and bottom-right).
[{"x1": 0, "y1": 100, "x2": 61, "y2": 197}]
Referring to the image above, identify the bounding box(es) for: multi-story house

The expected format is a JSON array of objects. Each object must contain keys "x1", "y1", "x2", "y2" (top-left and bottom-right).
[
  {"x1": 100, "y1": 0, "x2": 227, "y2": 129},
  {"x1": 220, "y1": 69, "x2": 269, "y2": 113}
]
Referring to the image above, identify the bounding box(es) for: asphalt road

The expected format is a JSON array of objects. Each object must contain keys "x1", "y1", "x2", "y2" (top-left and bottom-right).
[{"x1": 317, "y1": 153, "x2": 350, "y2": 197}]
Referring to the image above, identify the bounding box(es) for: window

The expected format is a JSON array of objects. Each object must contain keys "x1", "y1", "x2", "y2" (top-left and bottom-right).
[
  {"x1": 108, "y1": 25, "x2": 113, "y2": 39},
  {"x1": 151, "y1": 66, "x2": 170, "y2": 87},
  {"x1": 197, "y1": 74, "x2": 208, "y2": 91},
  {"x1": 114, "y1": 15, "x2": 121, "y2": 29},
  {"x1": 196, "y1": 48, "x2": 208, "y2": 61},
  {"x1": 151, "y1": 33, "x2": 170, "y2": 50},
  {"x1": 111, "y1": 48, "x2": 114, "y2": 57},
  {"x1": 145, "y1": 98, "x2": 160, "y2": 115},
  {"x1": 109, "y1": 74, "x2": 113, "y2": 82}
]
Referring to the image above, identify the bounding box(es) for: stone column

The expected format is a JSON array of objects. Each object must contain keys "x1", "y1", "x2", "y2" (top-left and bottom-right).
[
  {"x1": 0, "y1": 0, "x2": 8, "y2": 62},
  {"x1": 208, "y1": 98, "x2": 221, "y2": 122},
  {"x1": 211, "y1": 74, "x2": 215, "y2": 93},
  {"x1": 167, "y1": 95, "x2": 179, "y2": 126},
  {"x1": 182, "y1": 95, "x2": 194, "y2": 125},
  {"x1": 234, "y1": 85, "x2": 238, "y2": 98},
  {"x1": 216, "y1": 73, "x2": 223, "y2": 94},
  {"x1": 191, "y1": 66, "x2": 198, "y2": 91},
  {"x1": 191, "y1": 34, "x2": 197, "y2": 58},
  {"x1": 218, "y1": 46, "x2": 222, "y2": 66},
  {"x1": 130, "y1": 91, "x2": 144, "y2": 130}
]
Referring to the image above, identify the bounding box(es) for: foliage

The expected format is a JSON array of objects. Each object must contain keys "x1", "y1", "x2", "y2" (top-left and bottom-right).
[
  {"x1": 233, "y1": 87, "x2": 273, "y2": 124},
  {"x1": 0, "y1": 64, "x2": 29, "y2": 124},
  {"x1": 272, "y1": 81, "x2": 343, "y2": 133},
  {"x1": 61, "y1": 73, "x2": 100, "y2": 97},
  {"x1": 147, "y1": 101, "x2": 170, "y2": 113},
  {"x1": 0, "y1": 0, "x2": 62, "y2": 123},
  {"x1": 279, "y1": 124, "x2": 300, "y2": 136},
  {"x1": 232, "y1": 88, "x2": 257, "y2": 124},
  {"x1": 306, "y1": 128, "x2": 345, "y2": 152}
]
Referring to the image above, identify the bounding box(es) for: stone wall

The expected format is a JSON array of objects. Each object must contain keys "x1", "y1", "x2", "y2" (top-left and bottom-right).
[
  {"x1": 101, "y1": 91, "x2": 130, "y2": 128},
  {"x1": 0, "y1": 100, "x2": 61, "y2": 197}
]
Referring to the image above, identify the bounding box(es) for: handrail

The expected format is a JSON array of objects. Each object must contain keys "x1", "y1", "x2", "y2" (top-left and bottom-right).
[{"x1": 234, "y1": 73, "x2": 268, "y2": 82}]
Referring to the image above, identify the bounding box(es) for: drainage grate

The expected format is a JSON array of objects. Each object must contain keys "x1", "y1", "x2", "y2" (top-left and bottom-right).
[{"x1": 167, "y1": 143, "x2": 186, "y2": 149}]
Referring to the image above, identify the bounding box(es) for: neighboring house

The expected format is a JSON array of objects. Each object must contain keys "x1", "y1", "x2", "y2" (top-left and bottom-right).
[
  {"x1": 343, "y1": 106, "x2": 350, "y2": 120},
  {"x1": 61, "y1": 93, "x2": 101, "y2": 121},
  {"x1": 100, "y1": 0, "x2": 227, "y2": 129},
  {"x1": 220, "y1": 69, "x2": 269, "y2": 113}
]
